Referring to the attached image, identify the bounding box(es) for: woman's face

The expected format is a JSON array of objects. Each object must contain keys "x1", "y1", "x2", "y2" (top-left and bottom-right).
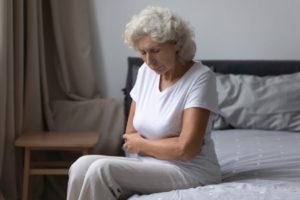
[{"x1": 135, "y1": 36, "x2": 178, "y2": 75}]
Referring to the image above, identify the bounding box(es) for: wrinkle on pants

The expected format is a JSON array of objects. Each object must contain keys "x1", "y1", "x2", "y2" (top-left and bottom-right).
[{"x1": 67, "y1": 155, "x2": 200, "y2": 200}]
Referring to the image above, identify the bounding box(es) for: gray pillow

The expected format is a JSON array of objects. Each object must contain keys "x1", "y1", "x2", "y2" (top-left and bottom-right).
[{"x1": 213, "y1": 72, "x2": 300, "y2": 131}]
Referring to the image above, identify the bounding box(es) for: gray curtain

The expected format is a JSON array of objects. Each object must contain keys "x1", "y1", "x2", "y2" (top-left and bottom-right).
[
  {"x1": 0, "y1": 0, "x2": 124, "y2": 199},
  {"x1": 0, "y1": 0, "x2": 22, "y2": 199}
]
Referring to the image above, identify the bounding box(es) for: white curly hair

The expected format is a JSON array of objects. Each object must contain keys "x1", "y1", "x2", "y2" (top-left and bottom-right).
[{"x1": 124, "y1": 6, "x2": 196, "y2": 64}]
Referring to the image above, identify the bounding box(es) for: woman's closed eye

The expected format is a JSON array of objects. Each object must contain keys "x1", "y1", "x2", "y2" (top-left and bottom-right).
[
  {"x1": 139, "y1": 48, "x2": 160, "y2": 56},
  {"x1": 149, "y1": 48, "x2": 160, "y2": 53}
]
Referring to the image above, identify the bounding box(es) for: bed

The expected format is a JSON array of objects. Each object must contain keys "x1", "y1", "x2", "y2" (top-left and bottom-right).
[{"x1": 123, "y1": 57, "x2": 300, "y2": 200}]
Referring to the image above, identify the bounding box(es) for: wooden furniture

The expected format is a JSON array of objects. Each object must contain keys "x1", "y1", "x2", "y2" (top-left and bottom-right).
[{"x1": 15, "y1": 131, "x2": 100, "y2": 200}]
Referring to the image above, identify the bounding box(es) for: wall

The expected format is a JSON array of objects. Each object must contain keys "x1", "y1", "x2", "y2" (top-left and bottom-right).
[{"x1": 90, "y1": 0, "x2": 300, "y2": 102}]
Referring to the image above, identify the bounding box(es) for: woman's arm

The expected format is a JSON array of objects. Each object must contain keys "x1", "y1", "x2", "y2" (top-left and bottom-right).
[
  {"x1": 125, "y1": 101, "x2": 137, "y2": 134},
  {"x1": 123, "y1": 107, "x2": 210, "y2": 160}
]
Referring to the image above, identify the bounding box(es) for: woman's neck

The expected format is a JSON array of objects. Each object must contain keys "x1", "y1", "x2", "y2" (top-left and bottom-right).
[{"x1": 161, "y1": 60, "x2": 194, "y2": 82}]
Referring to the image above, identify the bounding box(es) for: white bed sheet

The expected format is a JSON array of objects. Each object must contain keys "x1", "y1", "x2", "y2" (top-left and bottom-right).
[
  {"x1": 212, "y1": 129, "x2": 300, "y2": 182},
  {"x1": 129, "y1": 180, "x2": 300, "y2": 200},
  {"x1": 129, "y1": 129, "x2": 300, "y2": 200}
]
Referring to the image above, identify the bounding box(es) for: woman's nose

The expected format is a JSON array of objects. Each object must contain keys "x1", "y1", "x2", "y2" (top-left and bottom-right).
[{"x1": 145, "y1": 53, "x2": 155, "y2": 65}]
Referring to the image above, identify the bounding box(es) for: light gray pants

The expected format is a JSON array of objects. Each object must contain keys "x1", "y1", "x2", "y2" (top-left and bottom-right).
[{"x1": 67, "y1": 155, "x2": 200, "y2": 200}]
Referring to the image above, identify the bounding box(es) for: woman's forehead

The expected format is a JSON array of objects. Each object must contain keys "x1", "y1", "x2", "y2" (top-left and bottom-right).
[{"x1": 135, "y1": 36, "x2": 160, "y2": 50}]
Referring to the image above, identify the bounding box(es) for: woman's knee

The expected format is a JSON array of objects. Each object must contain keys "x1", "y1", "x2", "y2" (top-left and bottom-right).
[
  {"x1": 85, "y1": 158, "x2": 123, "y2": 180},
  {"x1": 69, "y1": 155, "x2": 102, "y2": 177}
]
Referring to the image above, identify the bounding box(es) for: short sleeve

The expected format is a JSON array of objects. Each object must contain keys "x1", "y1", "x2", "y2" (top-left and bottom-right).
[
  {"x1": 184, "y1": 70, "x2": 219, "y2": 114},
  {"x1": 130, "y1": 64, "x2": 145, "y2": 102}
]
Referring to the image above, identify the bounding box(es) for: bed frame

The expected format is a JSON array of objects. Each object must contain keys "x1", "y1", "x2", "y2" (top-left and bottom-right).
[{"x1": 122, "y1": 57, "x2": 300, "y2": 123}]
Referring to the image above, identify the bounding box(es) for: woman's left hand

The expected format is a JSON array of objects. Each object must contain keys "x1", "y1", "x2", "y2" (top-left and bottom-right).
[{"x1": 122, "y1": 132, "x2": 145, "y2": 154}]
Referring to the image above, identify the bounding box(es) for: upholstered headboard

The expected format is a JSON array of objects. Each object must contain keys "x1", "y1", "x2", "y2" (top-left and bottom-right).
[{"x1": 122, "y1": 57, "x2": 300, "y2": 125}]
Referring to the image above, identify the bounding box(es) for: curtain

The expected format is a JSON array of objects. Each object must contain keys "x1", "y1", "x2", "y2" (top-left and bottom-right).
[
  {"x1": 0, "y1": 0, "x2": 22, "y2": 199},
  {"x1": 0, "y1": 0, "x2": 124, "y2": 199}
]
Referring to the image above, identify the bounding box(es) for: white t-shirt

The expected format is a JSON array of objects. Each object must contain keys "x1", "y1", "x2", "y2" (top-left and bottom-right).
[{"x1": 129, "y1": 61, "x2": 221, "y2": 185}]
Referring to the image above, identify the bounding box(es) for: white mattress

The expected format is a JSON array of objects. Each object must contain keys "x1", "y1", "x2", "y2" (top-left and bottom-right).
[{"x1": 129, "y1": 129, "x2": 300, "y2": 200}]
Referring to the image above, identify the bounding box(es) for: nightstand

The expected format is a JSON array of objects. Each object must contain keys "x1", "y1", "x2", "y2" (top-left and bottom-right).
[{"x1": 15, "y1": 131, "x2": 100, "y2": 200}]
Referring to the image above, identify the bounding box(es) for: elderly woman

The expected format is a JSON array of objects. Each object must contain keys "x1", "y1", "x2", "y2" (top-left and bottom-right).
[{"x1": 67, "y1": 6, "x2": 220, "y2": 200}]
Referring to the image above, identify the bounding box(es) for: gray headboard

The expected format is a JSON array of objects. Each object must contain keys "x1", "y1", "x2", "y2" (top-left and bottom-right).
[{"x1": 122, "y1": 57, "x2": 300, "y2": 123}]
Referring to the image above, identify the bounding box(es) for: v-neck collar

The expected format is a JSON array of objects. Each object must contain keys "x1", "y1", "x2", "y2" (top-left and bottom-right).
[{"x1": 156, "y1": 62, "x2": 196, "y2": 94}]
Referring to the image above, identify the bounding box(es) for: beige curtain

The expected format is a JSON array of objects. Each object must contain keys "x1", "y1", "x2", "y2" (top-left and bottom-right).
[{"x1": 0, "y1": 0, "x2": 124, "y2": 199}]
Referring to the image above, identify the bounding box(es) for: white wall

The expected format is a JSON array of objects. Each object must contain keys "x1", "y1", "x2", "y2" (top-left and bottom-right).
[{"x1": 90, "y1": 0, "x2": 300, "y2": 102}]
